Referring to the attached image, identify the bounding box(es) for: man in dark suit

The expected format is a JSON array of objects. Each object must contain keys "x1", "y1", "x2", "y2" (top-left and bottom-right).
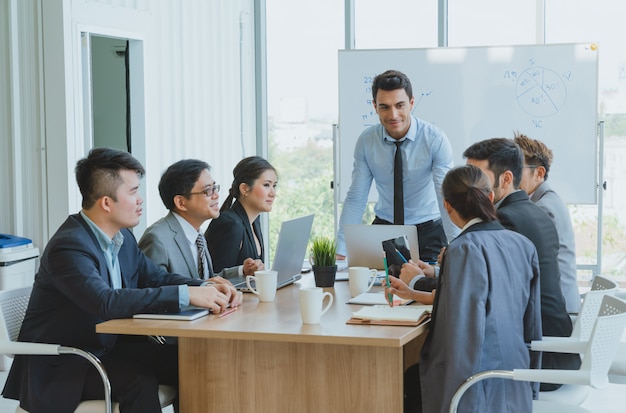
[
  {"x1": 464, "y1": 138, "x2": 580, "y2": 391},
  {"x1": 138, "y1": 159, "x2": 263, "y2": 280},
  {"x1": 2, "y1": 148, "x2": 243, "y2": 412}
]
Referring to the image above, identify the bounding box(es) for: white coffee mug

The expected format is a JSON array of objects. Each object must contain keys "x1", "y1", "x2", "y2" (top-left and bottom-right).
[
  {"x1": 246, "y1": 270, "x2": 278, "y2": 302},
  {"x1": 348, "y1": 266, "x2": 378, "y2": 297},
  {"x1": 299, "y1": 287, "x2": 333, "y2": 324}
]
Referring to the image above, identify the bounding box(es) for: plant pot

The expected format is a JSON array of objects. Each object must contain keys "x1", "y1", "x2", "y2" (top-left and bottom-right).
[{"x1": 312, "y1": 265, "x2": 337, "y2": 287}]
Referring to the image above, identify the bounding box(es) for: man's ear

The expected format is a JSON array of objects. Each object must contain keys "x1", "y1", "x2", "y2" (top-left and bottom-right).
[
  {"x1": 536, "y1": 165, "x2": 547, "y2": 180},
  {"x1": 100, "y1": 196, "x2": 112, "y2": 213},
  {"x1": 443, "y1": 199, "x2": 453, "y2": 215},
  {"x1": 501, "y1": 170, "x2": 514, "y2": 189},
  {"x1": 173, "y1": 195, "x2": 187, "y2": 212}
]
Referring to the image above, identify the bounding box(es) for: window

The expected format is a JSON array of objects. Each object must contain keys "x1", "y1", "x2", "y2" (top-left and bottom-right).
[{"x1": 266, "y1": 0, "x2": 344, "y2": 255}]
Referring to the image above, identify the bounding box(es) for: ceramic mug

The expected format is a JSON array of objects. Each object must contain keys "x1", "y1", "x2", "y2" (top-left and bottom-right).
[
  {"x1": 299, "y1": 287, "x2": 333, "y2": 324},
  {"x1": 245, "y1": 270, "x2": 278, "y2": 302},
  {"x1": 348, "y1": 266, "x2": 378, "y2": 297}
]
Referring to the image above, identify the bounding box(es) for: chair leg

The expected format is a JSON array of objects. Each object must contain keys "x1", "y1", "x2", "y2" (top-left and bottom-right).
[{"x1": 58, "y1": 347, "x2": 112, "y2": 413}]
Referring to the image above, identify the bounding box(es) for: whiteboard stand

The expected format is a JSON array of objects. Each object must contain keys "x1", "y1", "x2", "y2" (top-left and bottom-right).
[
  {"x1": 577, "y1": 121, "x2": 604, "y2": 279},
  {"x1": 332, "y1": 123, "x2": 340, "y2": 234}
]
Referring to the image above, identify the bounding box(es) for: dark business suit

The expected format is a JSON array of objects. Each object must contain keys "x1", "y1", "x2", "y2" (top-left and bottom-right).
[
  {"x1": 205, "y1": 200, "x2": 264, "y2": 273},
  {"x1": 497, "y1": 190, "x2": 581, "y2": 380},
  {"x1": 2, "y1": 214, "x2": 204, "y2": 413}
]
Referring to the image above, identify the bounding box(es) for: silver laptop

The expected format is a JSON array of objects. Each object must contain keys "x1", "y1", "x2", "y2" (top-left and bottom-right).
[
  {"x1": 232, "y1": 214, "x2": 314, "y2": 290},
  {"x1": 344, "y1": 224, "x2": 419, "y2": 270}
]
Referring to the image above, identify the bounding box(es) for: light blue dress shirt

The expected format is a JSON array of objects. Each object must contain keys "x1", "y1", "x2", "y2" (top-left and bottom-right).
[{"x1": 336, "y1": 115, "x2": 459, "y2": 256}]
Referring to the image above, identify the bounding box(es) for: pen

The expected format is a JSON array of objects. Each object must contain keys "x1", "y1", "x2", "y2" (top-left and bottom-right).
[
  {"x1": 383, "y1": 251, "x2": 393, "y2": 307},
  {"x1": 394, "y1": 247, "x2": 408, "y2": 263},
  {"x1": 218, "y1": 306, "x2": 238, "y2": 318}
]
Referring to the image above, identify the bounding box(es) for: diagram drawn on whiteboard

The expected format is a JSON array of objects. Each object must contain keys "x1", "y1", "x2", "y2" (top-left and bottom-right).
[{"x1": 515, "y1": 67, "x2": 568, "y2": 118}]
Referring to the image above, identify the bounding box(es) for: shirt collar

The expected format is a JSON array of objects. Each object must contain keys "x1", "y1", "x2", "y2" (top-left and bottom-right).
[
  {"x1": 172, "y1": 211, "x2": 203, "y2": 244},
  {"x1": 461, "y1": 217, "x2": 483, "y2": 232},
  {"x1": 80, "y1": 210, "x2": 124, "y2": 253}
]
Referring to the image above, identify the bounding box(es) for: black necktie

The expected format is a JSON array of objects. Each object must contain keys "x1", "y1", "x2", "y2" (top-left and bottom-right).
[{"x1": 394, "y1": 140, "x2": 404, "y2": 225}]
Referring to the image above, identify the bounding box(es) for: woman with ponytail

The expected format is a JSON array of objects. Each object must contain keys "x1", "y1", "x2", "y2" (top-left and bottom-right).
[
  {"x1": 205, "y1": 156, "x2": 277, "y2": 274},
  {"x1": 387, "y1": 165, "x2": 542, "y2": 413}
]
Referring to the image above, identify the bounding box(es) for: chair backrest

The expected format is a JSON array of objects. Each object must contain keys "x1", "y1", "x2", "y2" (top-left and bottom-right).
[
  {"x1": 0, "y1": 286, "x2": 32, "y2": 343},
  {"x1": 572, "y1": 275, "x2": 619, "y2": 341},
  {"x1": 582, "y1": 294, "x2": 626, "y2": 388}
]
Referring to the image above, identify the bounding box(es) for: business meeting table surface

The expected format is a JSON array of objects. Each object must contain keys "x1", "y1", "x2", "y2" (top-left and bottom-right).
[{"x1": 96, "y1": 273, "x2": 429, "y2": 413}]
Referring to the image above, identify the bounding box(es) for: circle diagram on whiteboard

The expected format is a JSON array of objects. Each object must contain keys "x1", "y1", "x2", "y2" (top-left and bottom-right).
[{"x1": 515, "y1": 67, "x2": 567, "y2": 117}]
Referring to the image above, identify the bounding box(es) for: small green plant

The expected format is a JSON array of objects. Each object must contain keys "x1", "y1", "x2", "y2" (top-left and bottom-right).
[{"x1": 310, "y1": 236, "x2": 336, "y2": 267}]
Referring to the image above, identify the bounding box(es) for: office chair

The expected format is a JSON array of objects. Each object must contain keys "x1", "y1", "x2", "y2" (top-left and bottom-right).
[
  {"x1": 449, "y1": 294, "x2": 626, "y2": 413},
  {"x1": 532, "y1": 275, "x2": 624, "y2": 398},
  {"x1": 0, "y1": 286, "x2": 175, "y2": 413}
]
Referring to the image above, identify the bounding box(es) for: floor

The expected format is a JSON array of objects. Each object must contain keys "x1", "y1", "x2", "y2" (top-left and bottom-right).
[{"x1": 0, "y1": 363, "x2": 621, "y2": 412}]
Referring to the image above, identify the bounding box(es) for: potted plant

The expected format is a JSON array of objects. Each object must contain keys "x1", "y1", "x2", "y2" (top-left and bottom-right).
[{"x1": 310, "y1": 236, "x2": 337, "y2": 288}]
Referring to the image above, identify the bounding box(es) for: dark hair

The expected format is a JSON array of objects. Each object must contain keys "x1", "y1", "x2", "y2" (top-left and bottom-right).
[
  {"x1": 442, "y1": 165, "x2": 498, "y2": 222},
  {"x1": 462, "y1": 138, "x2": 524, "y2": 188},
  {"x1": 158, "y1": 159, "x2": 211, "y2": 211},
  {"x1": 372, "y1": 70, "x2": 413, "y2": 102},
  {"x1": 75, "y1": 147, "x2": 145, "y2": 209},
  {"x1": 221, "y1": 156, "x2": 277, "y2": 212},
  {"x1": 513, "y1": 131, "x2": 554, "y2": 180}
]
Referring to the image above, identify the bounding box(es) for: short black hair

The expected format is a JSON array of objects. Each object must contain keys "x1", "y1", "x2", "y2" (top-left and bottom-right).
[
  {"x1": 158, "y1": 159, "x2": 211, "y2": 211},
  {"x1": 75, "y1": 147, "x2": 145, "y2": 209},
  {"x1": 372, "y1": 70, "x2": 413, "y2": 102},
  {"x1": 462, "y1": 138, "x2": 524, "y2": 188}
]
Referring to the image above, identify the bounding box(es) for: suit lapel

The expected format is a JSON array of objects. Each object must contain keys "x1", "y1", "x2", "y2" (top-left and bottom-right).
[{"x1": 165, "y1": 213, "x2": 200, "y2": 279}]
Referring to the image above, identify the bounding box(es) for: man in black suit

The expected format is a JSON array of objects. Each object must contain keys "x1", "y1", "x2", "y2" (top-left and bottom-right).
[
  {"x1": 2, "y1": 148, "x2": 243, "y2": 412},
  {"x1": 464, "y1": 138, "x2": 580, "y2": 391}
]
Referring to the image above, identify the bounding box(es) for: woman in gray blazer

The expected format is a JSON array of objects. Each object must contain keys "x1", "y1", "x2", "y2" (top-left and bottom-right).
[{"x1": 387, "y1": 165, "x2": 542, "y2": 413}]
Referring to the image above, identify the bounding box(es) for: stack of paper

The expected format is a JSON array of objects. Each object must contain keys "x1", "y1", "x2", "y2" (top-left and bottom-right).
[{"x1": 347, "y1": 292, "x2": 413, "y2": 306}]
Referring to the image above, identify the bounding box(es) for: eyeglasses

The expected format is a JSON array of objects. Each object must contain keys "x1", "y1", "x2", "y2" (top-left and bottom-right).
[
  {"x1": 523, "y1": 165, "x2": 539, "y2": 169},
  {"x1": 185, "y1": 184, "x2": 220, "y2": 198}
]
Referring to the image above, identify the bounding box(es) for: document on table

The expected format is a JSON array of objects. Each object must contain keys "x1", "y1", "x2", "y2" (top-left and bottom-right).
[{"x1": 347, "y1": 292, "x2": 413, "y2": 306}]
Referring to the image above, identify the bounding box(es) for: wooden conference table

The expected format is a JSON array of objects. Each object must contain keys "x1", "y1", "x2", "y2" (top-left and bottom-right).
[{"x1": 96, "y1": 275, "x2": 429, "y2": 413}]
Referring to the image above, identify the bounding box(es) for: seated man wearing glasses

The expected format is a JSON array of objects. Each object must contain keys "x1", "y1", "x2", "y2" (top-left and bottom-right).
[{"x1": 139, "y1": 159, "x2": 264, "y2": 281}]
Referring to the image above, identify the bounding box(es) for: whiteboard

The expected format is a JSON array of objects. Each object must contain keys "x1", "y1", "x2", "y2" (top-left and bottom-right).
[{"x1": 338, "y1": 43, "x2": 599, "y2": 204}]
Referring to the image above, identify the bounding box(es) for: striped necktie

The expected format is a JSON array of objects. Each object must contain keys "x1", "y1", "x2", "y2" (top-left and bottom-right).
[{"x1": 196, "y1": 233, "x2": 208, "y2": 280}]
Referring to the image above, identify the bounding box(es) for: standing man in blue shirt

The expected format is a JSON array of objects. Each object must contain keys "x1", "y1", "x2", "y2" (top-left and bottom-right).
[{"x1": 336, "y1": 69, "x2": 458, "y2": 263}]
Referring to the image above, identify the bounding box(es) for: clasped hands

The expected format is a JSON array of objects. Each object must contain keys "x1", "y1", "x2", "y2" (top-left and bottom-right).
[{"x1": 189, "y1": 278, "x2": 243, "y2": 314}]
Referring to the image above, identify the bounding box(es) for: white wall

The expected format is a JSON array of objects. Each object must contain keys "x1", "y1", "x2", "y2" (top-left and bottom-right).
[
  {"x1": 0, "y1": 0, "x2": 257, "y2": 251},
  {"x1": 0, "y1": 0, "x2": 47, "y2": 247}
]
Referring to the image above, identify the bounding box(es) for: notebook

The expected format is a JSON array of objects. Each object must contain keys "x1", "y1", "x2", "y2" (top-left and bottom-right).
[
  {"x1": 231, "y1": 214, "x2": 314, "y2": 291},
  {"x1": 344, "y1": 225, "x2": 419, "y2": 270},
  {"x1": 133, "y1": 308, "x2": 209, "y2": 321},
  {"x1": 347, "y1": 305, "x2": 432, "y2": 326}
]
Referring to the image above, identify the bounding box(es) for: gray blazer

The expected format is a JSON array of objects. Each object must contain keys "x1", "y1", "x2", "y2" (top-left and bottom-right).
[
  {"x1": 531, "y1": 181, "x2": 580, "y2": 313},
  {"x1": 139, "y1": 212, "x2": 239, "y2": 279},
  {"x1": 419, "y1": 221, "x2": 542, "y2": 413}
]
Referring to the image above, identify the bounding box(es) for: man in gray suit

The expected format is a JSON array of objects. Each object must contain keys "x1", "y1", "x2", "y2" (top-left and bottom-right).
[
  {"x1": 139, "y1": 159, "x2": 264, "y2": 280},
  {"x1": 514, "y1": 132, "x2": 580, "y2": 314}
]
